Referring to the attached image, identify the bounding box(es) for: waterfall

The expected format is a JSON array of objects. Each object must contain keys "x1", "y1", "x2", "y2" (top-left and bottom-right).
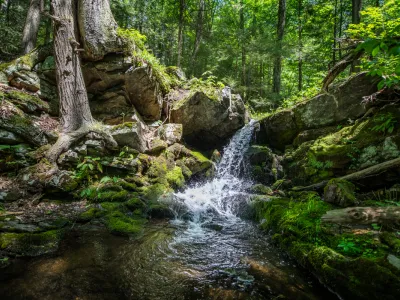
[{"x1": 173, "y1": 120, "x2": 257, "y2": 223}]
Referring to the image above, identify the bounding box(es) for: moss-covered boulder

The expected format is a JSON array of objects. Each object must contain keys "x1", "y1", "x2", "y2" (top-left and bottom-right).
[
  {"x1": 256, "y1": 73, "x2": 379, "y2": 150},
  {"x1": 111, "y1": 120, "x2": 147, "y2": 152},
  {"x1": 0, "y1": 230, "x2": 62, "y2": 257},
  {"x1": 324, "y1": 179, "x2": 357, "y2": 207}
]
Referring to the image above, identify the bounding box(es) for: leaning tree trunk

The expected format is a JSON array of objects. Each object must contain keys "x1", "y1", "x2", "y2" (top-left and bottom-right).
[
  {"x1": 46, "y1": 0, "x2": 94, "y2": 163},
  {"x1": 21, "y1": 0, "x2": 42, "y2": 54},
  {"x1": 46, "y1": 0, "x2": 117, "y2": 163}
]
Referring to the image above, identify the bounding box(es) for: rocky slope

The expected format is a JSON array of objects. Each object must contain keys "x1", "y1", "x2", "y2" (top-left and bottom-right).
[
  {"x1": 0, "y1": 43, "x2": 247, "y2": 264},
  {"x1": 248, "y1": 73, "x2": 400, "y2": 299}
]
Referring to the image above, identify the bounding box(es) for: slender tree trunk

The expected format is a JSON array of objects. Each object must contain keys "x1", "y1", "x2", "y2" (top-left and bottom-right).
[
  {"x1": 190, "y1": 0, "x2": 205, "y2": 77},
  {"x1": 352, "y1": 0, "x2": 362, "y2": 24},
  {"x1": 21, "y1": 0, "x2": 42, "y2": 54},
  {"x1": 240, "y1": 0, "x2": 246, "y2": 88},
  {"x1": 298, "y1": 0, "x2": 303, "y2": 92},
  {"x1": 177, "y1": 0, "x2": 185, "y2": 68},
  {"x1": 333, "y1": 0, "x2": 338, "y2": 65},
  {"x1": 351, "y1": 0, "x2": 362, "y2": 72},
  {"x1": 339, "y1": 0, "x2": 343, "y2": 59},
  {"x1": 273, "y1": 0, "x2": 286, "y2": 95}
]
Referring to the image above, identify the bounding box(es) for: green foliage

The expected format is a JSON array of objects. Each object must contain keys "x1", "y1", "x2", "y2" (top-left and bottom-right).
[
  {"x1": 73, "y1": 156, "x2": 104, "y2": 182},
  {"x1": 371, "y1": 113, "x2": 397, "y2": 134},
  {"x1": 348, "y1": 0, "x2": 400, "y2": 89},
  {"x1": 337, "y1": 238, "x2": 362, "y2": 255}
]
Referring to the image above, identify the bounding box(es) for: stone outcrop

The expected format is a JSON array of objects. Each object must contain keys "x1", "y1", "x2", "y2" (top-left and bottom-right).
[
  {"x1": 256, "y1": 73, "x2": 380, "y2": 150},
  {"x1": 169, "y1": 87, "x2": 247, "y2": 149}
]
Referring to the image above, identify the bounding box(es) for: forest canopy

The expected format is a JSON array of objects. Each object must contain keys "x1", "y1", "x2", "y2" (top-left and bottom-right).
[{"x1": 0, "y1": 0, "x2": 399, "y2": 113}]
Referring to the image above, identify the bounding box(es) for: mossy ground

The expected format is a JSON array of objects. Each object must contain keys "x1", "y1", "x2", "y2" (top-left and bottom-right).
[{"x1": 253, "y1": 192, "x2": 400, "y2": 299}]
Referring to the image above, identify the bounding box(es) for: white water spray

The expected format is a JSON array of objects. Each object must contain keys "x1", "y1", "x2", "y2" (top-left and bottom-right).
[{"x1": 174, "y1": 120, "x2": 257, "y2": 223}]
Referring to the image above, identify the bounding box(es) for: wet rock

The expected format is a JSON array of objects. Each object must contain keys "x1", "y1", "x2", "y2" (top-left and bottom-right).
[
  {"x1": 324, "y1": 179, "x2": 357, "y2": 207},
  {"x1": 0, "y1": 230, "x2": 62, "y2": 257},
  {"x1": 250, "y1": 184, "x2": 272, "y2": 195},
  {"x1": 0, "y1": 221, "x2": 40, "y2": 233},
  {"x1": 157, "y1": 123, "x2": 183, "y2": 145},
  {"x1": 293, "y1": 126, "x2": 337, "y2": 147},
  {"x1": 169, "y1": 87, "x2": 246, "y2": 149}
]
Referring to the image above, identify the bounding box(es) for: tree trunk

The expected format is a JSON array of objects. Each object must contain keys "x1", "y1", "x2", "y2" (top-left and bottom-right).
[
  {"x1": 46, "y1": 0, "x2": 94, "y2": 163},
  {"x1": 21, "y1": 0, "x2": 42, "y2": 54},
  {"x1": 339, "y1": 0, "x2": 343, "y2": 59},
  {"x1": 351, "y1": 0, "x2": 362, "y2": 72},
  {"x1": 273, "y1": 0, "x2": 286, "y2": 95},
  {"x1": 240, "y1": 0, "x2": 246, "y2": 88},
  {"x1": 333, "y1": 0, "x2": 338, "y2": 65},
  {"x1": 190, "y1": 0, "x2": 205, "y2": 77},
  {"x1": 352, "y1": 0, "x2": 362, "y2": 24},
  {"x1": 298, "y1": 0, "x2": 303, "y2": 92},
  {"x1": 321, "y1": 207, "x2": 400, "y2": 226},
  {"x1": 177, "y1": 0, "x2": 185, "y2": 68}
]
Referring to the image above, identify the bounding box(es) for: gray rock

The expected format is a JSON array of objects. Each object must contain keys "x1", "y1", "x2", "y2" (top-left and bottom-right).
[
  {"x1": 388, "y1": 254, "x2": 400, "y2": 271},
  {"x1": 157, "y1": 123, "x2": 183, "y2": 145},
  {"x1": 57, "y1": 150, "x2": 80, "y2": 165},
  {"x1": 0, "y1": 221, "x2": 40, "y2": 233},
  {"x1": 111, "y1": 120, "x2": 147, "y2": 153},
  {"x1": 0, "y1": 130, "x2": 22, "y2": 145},
  {"x1": 169, "y1": 86, "x2": 246, "y2": 149},
  {"x1": 125, "y1": 65, "x2": 163, "y2": 121},
  {"x1": 146, "y1": 138, "x2": 168, "y2": 154}
]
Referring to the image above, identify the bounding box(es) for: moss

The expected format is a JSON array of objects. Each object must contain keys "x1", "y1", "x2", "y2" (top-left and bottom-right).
[
  {"x1": 381, "y1": 232, "x2": 400, "y2": 255},
  {"x1": 113, "y1": 122, "x2": 136, "y2": 131},
  {"x1": 250, "y1": 184, "x2": 272, "y2": 195},
  {"x1": 166, "y1": 166, "x2": 185, "y2": 188},
  {"x1": 119, "y1": 180, "x2": 138, "y2": 191},
  {"x1": 96, "y1": 190, "x2": 129, "y2": 202},
  {"x1": 104, "y1": 211, "x2": 146, "y2": 236},
  {"x1": 324, "y1": 178, "x2": 356, "y2": 207},
  {"x1": 125, "y1": 197, "x2": 146, "y2": 211},
  {"x1": 78, "y1": 207, "x2": 104, "y2": 221},
  {"x1": 0, "y1": 230, "x2": 62, "y2": 257},
  {"x1": 141, "y1": 183, "x2": 172, "y2": 202},
  {"x1": 147, "y1": 157, "x2": 168, "y2": 179}
]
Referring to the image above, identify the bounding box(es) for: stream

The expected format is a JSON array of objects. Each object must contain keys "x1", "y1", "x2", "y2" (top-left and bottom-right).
[{"x1": 0, "y1": 121, "x2": 338, "y2": 300}]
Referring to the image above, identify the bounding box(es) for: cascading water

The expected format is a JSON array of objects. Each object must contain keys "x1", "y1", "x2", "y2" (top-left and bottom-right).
[{"x1": 173, "y1": 119, "x2": 258, "y2": 223}]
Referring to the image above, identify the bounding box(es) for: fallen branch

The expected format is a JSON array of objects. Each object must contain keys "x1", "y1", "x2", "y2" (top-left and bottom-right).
[
  {"x1": 322, "y1": 206, "x2": 400, "y2": 225},
  {"x1": 293, "y1": 157, "x2": 400, "y2": 192}
]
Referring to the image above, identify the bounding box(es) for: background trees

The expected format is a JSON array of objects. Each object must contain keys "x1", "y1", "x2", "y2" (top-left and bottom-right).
[{"x1": 0, "y1": 0, "x2": 396, "y2": 112}]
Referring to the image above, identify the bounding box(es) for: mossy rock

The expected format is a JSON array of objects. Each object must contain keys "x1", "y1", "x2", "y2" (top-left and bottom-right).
[
  {"x1": 166, "y1": 166, "x2": 185, "y2": 188},
  {"x1": 324, "y1": 179, "x2": 357, "y2": 207},
  {"x1": 250, "y1": 184, "x2": 272, "y2": 195},
  {"x1": 104, "y1": 211, "x2": 146, "y2": 236},
  {"x1": 0, "y1": 230, "x2": 62, "y2": 257}
]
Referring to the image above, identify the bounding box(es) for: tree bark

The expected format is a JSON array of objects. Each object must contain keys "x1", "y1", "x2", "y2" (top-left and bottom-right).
[
  {"x1": 293, "y1": 157, "x2": 400, "y2": 192},
  {"x1": 190, "y1": 0, "x2": 205, "y2": 77},
  {"x1": 177, "y1": 0, "x2": 185, "y2": 68},
  {"x1": 240, "y1": 0, "x2": 246, "y2": 88},
  {"x1": 333, "y1": 0, "x2": 338, "y2": 65},
  {"x1": 273, "y1": 0, "x2": 286, "y2": 95},
  {"x1": 321, "y1": 207, "x2": 400, "y2": 225},
  {"x1": 21, "y1": 0, "x2": 42, "y2": 54},
  {"x1": 298, "y1": 0, "x2": 303, "y2": 91},
  {"x1": 351, "y1": 0, "x2": 362, "y2": 72},
  {"x1": 352, "y1": 0, "x2": 362, "y2": 24}
]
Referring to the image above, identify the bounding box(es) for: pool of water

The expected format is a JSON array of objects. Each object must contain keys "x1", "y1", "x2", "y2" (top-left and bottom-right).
[{"x1": 0, "y1": 219, "x2": 337, "y2": 300}]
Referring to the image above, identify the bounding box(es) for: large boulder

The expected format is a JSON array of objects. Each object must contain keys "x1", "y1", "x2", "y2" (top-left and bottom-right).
[
  {"x1": 324, "y1": 179, "x2": 357, "y2": 207},
  {"x1": 257, "y1": 73, "x2": 379, "y2": 150},
  {"x1": 125, "y1": 65, "x2": 163, "y2": 121},
  {"x1": 157, "y1": 123, "x2": 183, "y2": 145},
  {"x1": 169, "y1": 87, "x2": 246, "y2": 149}
]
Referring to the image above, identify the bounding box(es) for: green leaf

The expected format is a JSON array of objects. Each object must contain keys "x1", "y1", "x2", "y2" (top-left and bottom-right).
[
  {"x1": 395, "y1": 65, "x2": 400, "y2": 76},
  {"x1": 88, "y1": 164, "x2": 94, "y2": 170},
  {"x1": 372, "y1": 46, "x2": 380, "y2": 57}
]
